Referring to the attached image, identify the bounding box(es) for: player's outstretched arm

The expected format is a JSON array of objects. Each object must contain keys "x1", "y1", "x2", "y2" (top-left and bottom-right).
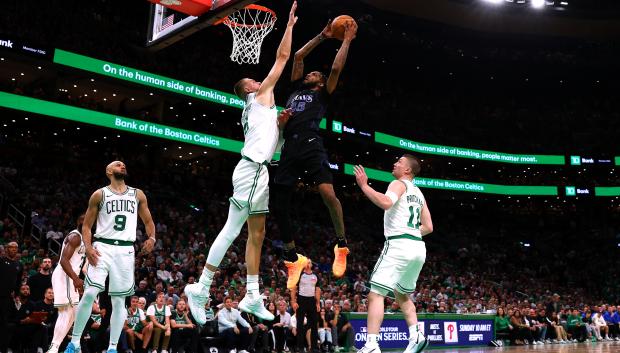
[
  {"x1": 83, "y1": 190, "x2": 102, "y2": 266},
  {"x1": 420, "y1": 201, "x2": 433, "y2": 236},
  {"x1": 354, "y1": 165, "x2": 405, "y2": 210},
  {"x1": 291, "y1": 19, "x2": 333, "y2": 82},
  {"x1": 326, "y1": 21, "x2": 357, "y2": 94},
  {"x1": 59, "y1": 232, "x2": 84, "y2": 293},
  {"x1": 137, "y1": 189, "x2": 156, "y2": 253},
  {"x1": 256, "y1": 1, "x2": 297, "y2": 106}
]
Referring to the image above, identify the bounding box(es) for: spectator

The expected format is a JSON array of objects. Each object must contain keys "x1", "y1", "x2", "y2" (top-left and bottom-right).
[
  {"x1": 494, "y1": 307, "x2": 513, "y2": 342},
  {"x1": 318, "y1": 308, "x2": 333, "y2": 351},
  {"x1": 273, "y1": 300, "x2": 292, "y2": 353},
  {"x1": 170, "y1": 299, "x2": 198, "y2": 353},
  {"x1": 330, "y1": 303, "x2": 353, "y2": 350},
  {"x1": 242, "y1": 310, "x2": 270, "y2": 353},
  {"x1": 592, "y1": 311, "x2": 609, "y2": 340},
  {"x1": 0, "y1": 241, "x2": 22, "y2": 352},
  {"x1": 125, "y1": 295, "x2": 153, "y2": 352},
  {"x1": 15, "y1": 284, "x2": 49, "y2": 353},
  {"x1": 549, "y1": 311, "x2": 568, "y2": 343},
  {"x1": 28, "y1": 257, "x2": 52, "y2": 302},
  {"x1": 567, "y1": 308, "x2": 587, "y2": 342},
  {"x1": 510, "y1": 309, "x2": 533, "y2": 345},
  {"x1": 147, "y1": 292, "x2": 172, "y2": 353},
  {"x1": 603, "y1": 306, "x2": 620, "y2": 340},
  {"x1": 164, "y1": 286, "x2": 180, "y2": 308},
  {"x1": 218, "y1": 296, "x2": 252, "y2": 353},
  {"x1": 157, "y1": 263, "x2": 172, "y2": 284}
]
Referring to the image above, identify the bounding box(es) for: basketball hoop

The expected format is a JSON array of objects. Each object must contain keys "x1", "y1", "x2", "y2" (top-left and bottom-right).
[{"x1": 218, "y1": 4, "x2": 277, "y2": 64}]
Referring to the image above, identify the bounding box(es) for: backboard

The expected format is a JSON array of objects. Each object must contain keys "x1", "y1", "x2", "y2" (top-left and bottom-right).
[{"x1": 146, "y1": 0, "x2": 258, "y2": 50}]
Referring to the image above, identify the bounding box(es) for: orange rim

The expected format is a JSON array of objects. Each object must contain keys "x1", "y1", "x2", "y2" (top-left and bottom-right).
[{"x1": 215, "y1": 4, "x2": 276, "y2": 28}]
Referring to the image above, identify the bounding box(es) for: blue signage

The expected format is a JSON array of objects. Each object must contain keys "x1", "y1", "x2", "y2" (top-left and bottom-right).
[{"x1": 348, "y1": 313, "x2": 495, "y2": 349}]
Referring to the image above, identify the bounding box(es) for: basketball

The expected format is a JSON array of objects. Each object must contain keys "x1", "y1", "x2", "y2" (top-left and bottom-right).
[{"x1": 331, "y1": 15, "x2": 356, "y2": 41}]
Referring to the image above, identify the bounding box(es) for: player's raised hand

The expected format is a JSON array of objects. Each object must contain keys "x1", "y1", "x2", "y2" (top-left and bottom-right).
[
  {"x1": 288, "y1": 1, "x2": 298, "y2": 27},
  {"x1": 353, "y1": 165, "x2": 368, "y2": 187},
  {"x1": 277, "y1": 108, "x2": 293, "y2": 129},
  {"x1": 86, "y1": 246, "x2": 101, "y2": 266},
  {"x1": 343, "y1": 20, "x2": 358, "y2": 42},
  {"x1": 321, "y1": 19, "x2": 333, "y2": 39}
]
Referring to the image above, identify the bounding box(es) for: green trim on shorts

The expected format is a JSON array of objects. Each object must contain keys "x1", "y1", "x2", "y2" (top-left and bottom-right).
[
  {"x1": 370, "y1": 280, "x2": 393, "y2": 293},
  {"x1": 249, "y1": 209, "x2": 269, "y2": 215},
  {"x1": 85, "y1": 275, "x2": 105, "y2": 290},
  {"x1": 229, "y1": 197, "x2": 245, "y2": 210},
  {"x1": 370, "y1": 241, "x2": 390, "y2": 278},
  {"x1": 385, "y1": 234, "x2": 423, "y2": 241},
  {"x1": 247, "y1": 165, "x2": 262, "y2": 211},
  {"x1": 395, "y1": 283, "x2": 415, "y2": 294},
  {"x1": 65, "y1": 275, "x2": 71, "y2": 303},
  {"x1": 242, "y1": 155, "x2": 269, "y2": 166},
  {"x1": 93, "y1": 237, "x2": 134, "y2": 246},
  {"x1": 109, "y1": 287, "x2": 135, "y2": 296}
]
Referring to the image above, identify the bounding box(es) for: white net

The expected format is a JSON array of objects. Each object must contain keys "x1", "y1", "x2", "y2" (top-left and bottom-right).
[{"x1": 223, "y1": 5, "x2": 276, "y2": 65}]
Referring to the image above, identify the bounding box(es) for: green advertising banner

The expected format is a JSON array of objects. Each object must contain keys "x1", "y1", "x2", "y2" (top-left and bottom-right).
[
  {"x1": 375, "y1": 132, "x2": 565, "y2": 165},
  {"x1": 0, "y1": 92, "x2": 243, "y2": 153},
  {"x1": 53, "y1": 49, "x2": 327, "y2": 129},
  {"x1": 343, "y1": 164, "x2": 558, "y2": 196},
  {"x1": 616, "y1": 157, "x2": 620, "y2": 166},
  {"x1": 595, "y1": 187, "x2": 620, "y2": 197}
]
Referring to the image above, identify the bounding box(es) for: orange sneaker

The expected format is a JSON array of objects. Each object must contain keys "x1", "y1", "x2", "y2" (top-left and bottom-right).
[
  {"x1": 284, "y1": 254, "x2": 309, "y2": 289},
  {"x1": 332, "y1": 245, "x2": 350, "y2": 278}
]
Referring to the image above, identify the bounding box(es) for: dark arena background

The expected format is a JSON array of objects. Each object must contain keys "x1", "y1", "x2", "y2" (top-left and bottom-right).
[{"x1": 1, "y1": 0, "x2": 620, "y2": 353}]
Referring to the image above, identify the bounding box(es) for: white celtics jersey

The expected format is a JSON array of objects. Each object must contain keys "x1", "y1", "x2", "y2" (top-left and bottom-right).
[
  {"x1": 96, "y1": 186, "x2": 139, "y2": 242},
  {"x1": 384, "y1": 179, "x2": 425, "y2": 238},
  {"x1": 57, "y1": 230, "x2": 85, "y2": 276},
  {"x1": 240, "y1": 93, "x2": 279, "y2": 164}
]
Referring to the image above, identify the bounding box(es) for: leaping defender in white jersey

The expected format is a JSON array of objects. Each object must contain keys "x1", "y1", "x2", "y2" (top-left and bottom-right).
[
  {"x1": 65, "y1": 161, "x2": 156, "y2": 353},
  {"x1": 354, "y1": 155, "x2": 434, "y2": 353},
  {"x1": 185, "y1": 1, "x2": 299, "y2": 325},
  {"x1": 46, "y1": 214, "x2": 86, "y2": 353}
]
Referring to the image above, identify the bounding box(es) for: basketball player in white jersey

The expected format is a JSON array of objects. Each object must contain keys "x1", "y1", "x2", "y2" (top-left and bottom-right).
[
  {"x1": 185, "y1": 1, "x2": 298, "y2": 325},
  {"x1": 65, "y1": 161, "x2": 156, "y2": 353},
  {"x1": 46, "y1": 214, "x2": 86, "y2": 353},
  {"x1": 353, "y1": 155, "x2": 433, "y2": 353}
]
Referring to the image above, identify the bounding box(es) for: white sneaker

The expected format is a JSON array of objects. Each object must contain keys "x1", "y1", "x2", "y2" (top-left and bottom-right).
[
  {"x1": 356, "y1": 345, "x2": 381, "y2": 353},
  {"x1": 403, "y1": 331, "x2": 428, "y2": 353},
  {"x1": 152, "y1": 350, "x2": 158, "y2": 353},
  {"x1": 239, "y1": 350, "x2": 249, "y2": 353},
  {"x1": 162, "y1": 350, "x2": 169, "y2": 353},
  {"x1": 229, "y1": 349, "x2": 237, "y2": 353},
  {"x1": 184, "y1": 282, "x2": 209, "y2": 325},
  {"x1": 239, "y1": 294, "x2": 274, "y2": 321}
]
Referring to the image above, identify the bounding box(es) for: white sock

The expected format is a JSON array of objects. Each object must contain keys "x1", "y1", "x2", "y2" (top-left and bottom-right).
[
  {"x1": 366, "y1": 334, "x2": 379, "y2": 348},
  {"x1": 107, "y1": 296, "x2": 127, "y2": 351},
  {"x1": 247, "y1": 275, "x2": 259, "y2": 297},
  {"x1": 203, "y1": 203, "x2": 248, "y2": 280},
  {"x1": 409, "y1": 324, "x2": 419, "y2": 339},
  {"x1": 71, "y1": 286, "x2": 101, "y2": 346},
  {"x1": 199, "y1": 268, "x2": 215, "y2": 288},
  {"x1": 51, "y1": 305, "x2": 76, "y2": 346}
]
